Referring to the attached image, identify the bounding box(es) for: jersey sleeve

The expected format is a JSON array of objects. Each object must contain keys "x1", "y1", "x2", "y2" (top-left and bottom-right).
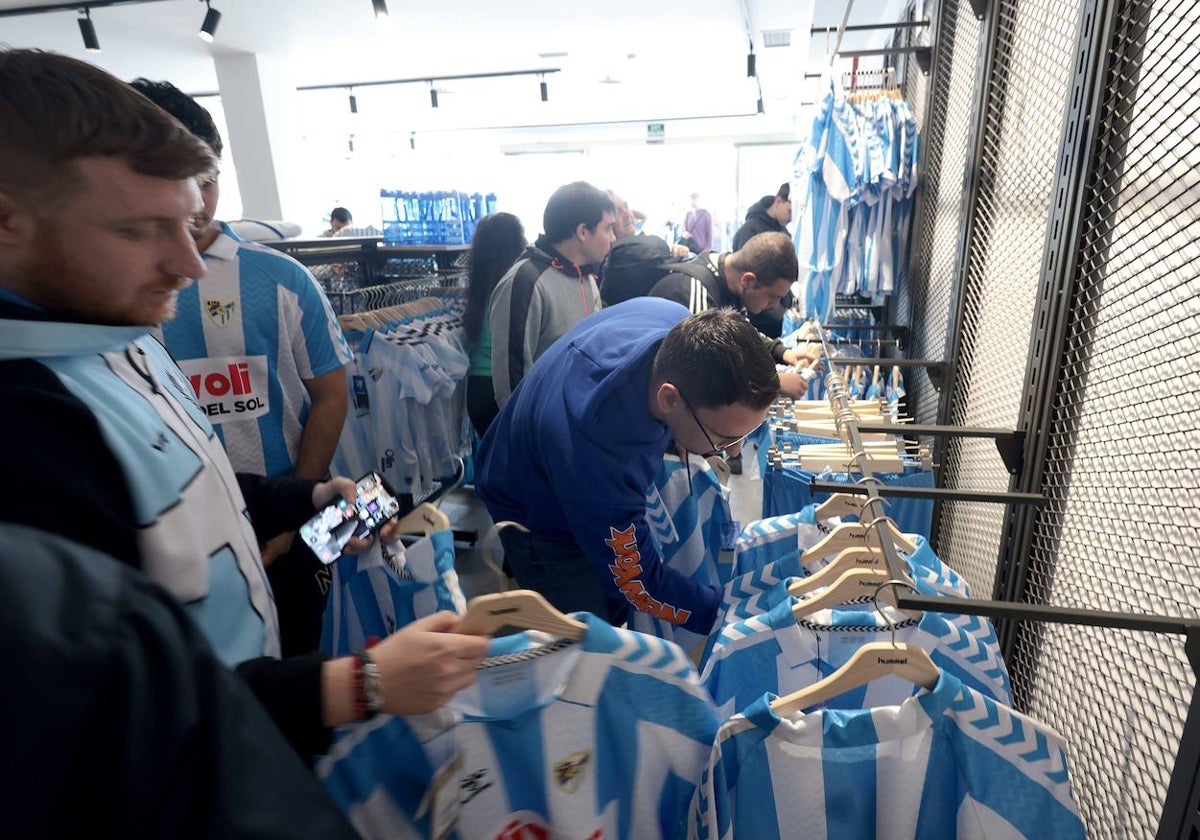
[
  {"x1": 284, "y1": 261, "x2": 353, "y2": 380},
  {"x1": 555, "y1": 454, "x2": 719, "y2": 635}
]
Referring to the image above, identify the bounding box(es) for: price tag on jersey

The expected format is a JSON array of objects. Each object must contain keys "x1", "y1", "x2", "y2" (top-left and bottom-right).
[
  {"x1": 720, "y1": 521, "x2": 741, "y2": 552},
  {"x1": 416, "y1": 751, "x2": 463, "y2": 840},
  {"x1": 352, "y1": 374, "x2": 371, "y2": 417}
]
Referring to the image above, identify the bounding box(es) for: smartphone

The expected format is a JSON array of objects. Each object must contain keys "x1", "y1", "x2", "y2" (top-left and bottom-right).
[{"x1": 299, "y1": 472, "x2": 402, "y2": 564}]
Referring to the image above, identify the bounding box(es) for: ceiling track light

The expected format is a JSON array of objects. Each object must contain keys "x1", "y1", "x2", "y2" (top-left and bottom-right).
[
  {"x1": 348, "y1": 88, "x2": 358, "y2": 113},
  {"x1": 348, "y1": 135, "x2": 355, "y2": 153},
  {"x1": 747, "y1": 51, "x2": 757, "y2": 78},
  {"x1": 539, "y1": 77, "x2": 548, "y2": 102},
  {"x1": 371, "y1": 0, "x2": 389, "y2": 19},
  {"x1": 756, "y1": 97, "x2": 764, "y2": 114},
  {"x1": 78, "y1": 7, "x2": 100, "y2": 52},
  {"x1": 198, "y1": 0, "x2": 220, "y2": 42},
  {"x1": 429, "y1": 84, "x2": 439, "y2": 109}
]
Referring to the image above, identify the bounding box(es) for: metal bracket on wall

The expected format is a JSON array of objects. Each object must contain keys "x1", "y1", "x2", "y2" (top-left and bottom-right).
[
  {"x1": 966, "y1": 0, "x2": 989, "y2": 21},
  {"x1": 809, "y1": 479, "x2": 1047, "y2": 506},
  {"x1": 856, "y1": 423, "x2": 1025, "y2": 477}
]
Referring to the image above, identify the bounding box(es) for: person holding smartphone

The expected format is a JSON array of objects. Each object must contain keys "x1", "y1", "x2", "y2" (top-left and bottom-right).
[{"x1": 0, "y1": 49, "x2": 489, "y2": 766}]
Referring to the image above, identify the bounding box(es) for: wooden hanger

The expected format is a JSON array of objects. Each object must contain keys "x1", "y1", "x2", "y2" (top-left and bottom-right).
[
  {"x1": 770, "y1": 640, "x2": 940, "y2": 715},
  {"x1": 457, "y1": 589, "x2": 586, "y2": 639},
  {"x1": 390, "y1": 502, "x2": 450, "y2": 536},
  {"x1": 814, "y1": 492, "x2": 865, "y2": 520},
  {"x1": 790, "y1": 567, "x2": 893, "y2": 617},
  {"x1": 789, "y1": 547, "x2": 888, "y2": 597}
]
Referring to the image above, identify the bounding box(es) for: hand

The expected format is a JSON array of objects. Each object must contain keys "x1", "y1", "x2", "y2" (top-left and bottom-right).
[
  {"x1": 313, "y1": 476, "x2": 356, "y2": 509},
  {"x1": 259, "y1": 530, "x2": 295, "y2": 567},
  {"x1": 312, "y1": 477, "x2": 379, "y2": 556},
  {"x1": 670, "y1": 244, "x2": 690, "y2": 258},
  {"x1": 778, "y1": 371, "x2": 812, "y2": 399},
  {"x1": 782, "y1": 343, "x2": 823, "y2": 367},
  {"x1": 372, "y1": 612, "x2": 490, "y2": 716}
]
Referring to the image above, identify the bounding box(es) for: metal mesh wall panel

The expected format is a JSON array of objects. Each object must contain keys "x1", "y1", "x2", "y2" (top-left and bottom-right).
[
  {"x1": 1011, "y1": 0, "x2": 1200, "y2": 833},
  {"x1": 904, "y1": 0, "x2": 981, "y2": 426},
  {"x1": 936, "y1": 0, "x2": 1083, "y2": 597}
]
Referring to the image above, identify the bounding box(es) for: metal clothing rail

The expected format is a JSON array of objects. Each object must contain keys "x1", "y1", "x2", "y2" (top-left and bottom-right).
[{"x1": 811, "y1": 323, "x2": 1200, "y2": 838}]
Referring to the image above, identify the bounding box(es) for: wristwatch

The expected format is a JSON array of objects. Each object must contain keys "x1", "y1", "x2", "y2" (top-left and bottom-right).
[{"x1": 358, "y1": 649, "x2": 384, "y2": 716}]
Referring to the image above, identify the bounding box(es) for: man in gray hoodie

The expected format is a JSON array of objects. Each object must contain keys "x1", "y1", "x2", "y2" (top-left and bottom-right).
[{"x1": 489, "y1": 181, "x2": 615, "y2": 405}]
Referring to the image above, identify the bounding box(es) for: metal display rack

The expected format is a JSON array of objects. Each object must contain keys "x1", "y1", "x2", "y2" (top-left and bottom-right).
[{"x1": 809, "y1": 323, "x2": 1200, "y2": 838}]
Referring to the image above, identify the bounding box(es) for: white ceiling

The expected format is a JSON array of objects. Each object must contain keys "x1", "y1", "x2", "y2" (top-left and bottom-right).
[{"x1": 0, "y1": 0, "x2": 918, "y2": 140}]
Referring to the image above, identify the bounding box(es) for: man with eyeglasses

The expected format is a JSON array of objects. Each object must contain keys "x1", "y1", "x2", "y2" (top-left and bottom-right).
[{"x1": 475, "y1": 299, "x2": 780, "y2": 635}]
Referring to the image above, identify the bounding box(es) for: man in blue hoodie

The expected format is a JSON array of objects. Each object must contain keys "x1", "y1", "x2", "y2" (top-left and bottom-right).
[{"x1": 475, "y1": 299, "x2": 780, "y2": 635}]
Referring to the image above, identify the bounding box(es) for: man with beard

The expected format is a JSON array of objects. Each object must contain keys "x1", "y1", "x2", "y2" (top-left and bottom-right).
[
  {"x1": 130, "y1": 79, "x2": 353, "y2": 657},
  {"x1": 0, "y1": 49, "x2": 487, "y2": 773}
]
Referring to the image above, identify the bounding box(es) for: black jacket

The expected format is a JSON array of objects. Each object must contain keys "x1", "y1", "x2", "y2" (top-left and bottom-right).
[
  {"x1": 0, "y1": 525, "x2": 358, "y2": 839},
  {"x1": 732, "y1": 196, "x2": 789, "y2": 250}
]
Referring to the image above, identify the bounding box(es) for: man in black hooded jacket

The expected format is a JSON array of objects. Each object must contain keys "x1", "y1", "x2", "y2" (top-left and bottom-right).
[{"x1": 733, "y1": 183, "x2": 795, "y2": 337}]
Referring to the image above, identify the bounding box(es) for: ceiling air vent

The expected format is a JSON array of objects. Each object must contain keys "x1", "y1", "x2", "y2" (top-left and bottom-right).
[{"x1": 762, "y1": 29, "x2": 792, "y2": 48}]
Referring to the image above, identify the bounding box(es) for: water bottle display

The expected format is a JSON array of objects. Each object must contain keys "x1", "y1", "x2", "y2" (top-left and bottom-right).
[{"x1": 379, "y1": 189, "x2": 495, "y2": 245}]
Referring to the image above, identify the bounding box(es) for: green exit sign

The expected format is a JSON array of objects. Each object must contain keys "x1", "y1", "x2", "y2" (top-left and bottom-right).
[{"x1": 647, "y1": 122, "x2": 665, "y2": 144}]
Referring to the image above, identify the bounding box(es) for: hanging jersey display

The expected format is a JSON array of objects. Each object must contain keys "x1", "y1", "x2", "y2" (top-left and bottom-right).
[
  {"x1": 321, "y1": 529, "x2": 465, "y2": 657},
  {"x1": 689, "y1": 671, "x2": 1085, "y2": 840},
  {"x1": 632, "y1": 453, "x2": 735, "y2": 653},
  {"x1": 318, "y1": 614, "x2": 718, "y2": 839},
  {"x1": 699, "y1": 600, "x2": 1012, "y2": 720}
]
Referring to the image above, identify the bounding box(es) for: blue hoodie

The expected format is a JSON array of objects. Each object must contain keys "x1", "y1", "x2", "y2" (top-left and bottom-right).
[{"x1": 475, "y1": 298, "x2": 719, "y2": 634}]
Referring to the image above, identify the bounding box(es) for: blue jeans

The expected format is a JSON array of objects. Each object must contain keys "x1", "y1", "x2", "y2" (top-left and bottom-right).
[{"x1": 498, "y1": 529, "x2": 629, "y2": 627}]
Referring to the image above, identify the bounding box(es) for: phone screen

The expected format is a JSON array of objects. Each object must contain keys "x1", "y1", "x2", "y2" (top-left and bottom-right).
[{"x1": 298, "y1": 472, "x2": 402, "y2": 564}]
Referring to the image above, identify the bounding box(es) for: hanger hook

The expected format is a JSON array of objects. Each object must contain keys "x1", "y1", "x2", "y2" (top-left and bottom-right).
[
  {"x1": 864, "y1": 514, "x2": 894, "y2": 552},
  {"x1": 871, "y1": 577, "x2": 917, "y2": 645},
  {"x1": 858, "y1": 495, "x2": 888, "y2": 521}
]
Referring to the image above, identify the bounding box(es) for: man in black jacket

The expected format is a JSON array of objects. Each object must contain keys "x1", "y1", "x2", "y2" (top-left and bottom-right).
[
  {"x1": 733, "y1": 182, "x2": 794, "y2": 249},
  {"x1": 0, "y1": 525, "x2": 360, "y2": 839},
  {"x1": 647, "y1": 231, "x2": 820, "y2": 399}
]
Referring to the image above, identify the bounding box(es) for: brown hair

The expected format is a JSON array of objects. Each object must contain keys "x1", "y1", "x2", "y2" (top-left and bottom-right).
[
  {"x1": 652, "y1": 308, "x2": 780, "y2": 410},
  {"x1": 0, "y1": 49, "x2": 215, "y2": 203},
  {"x1": 728, "y1": 231, "x2": 799, "y2": 287}
]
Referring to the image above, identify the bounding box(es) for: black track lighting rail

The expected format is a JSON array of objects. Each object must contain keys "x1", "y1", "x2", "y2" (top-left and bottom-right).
[{"x1": 297, "y1": 68, "x2": 562, "y2": 93}]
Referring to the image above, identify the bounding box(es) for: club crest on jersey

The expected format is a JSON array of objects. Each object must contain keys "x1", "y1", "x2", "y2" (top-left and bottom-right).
[
  {"x1": 552, "y1": 750, "x2": 591, "y2": 794},
  {"x1": 205, "y1": 298, "x2": 237, "y2": 327}
]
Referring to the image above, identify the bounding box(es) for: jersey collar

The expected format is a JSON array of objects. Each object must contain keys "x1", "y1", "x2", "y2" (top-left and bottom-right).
[{"x1": 203, "y1": 221, "x2": 242, "y2": 262}]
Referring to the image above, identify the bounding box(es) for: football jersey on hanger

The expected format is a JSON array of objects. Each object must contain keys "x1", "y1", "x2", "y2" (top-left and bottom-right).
[
  {"x1": 690, "y1": 670, "x2": 1085, "y2": 840},
  {"x1": 699, "y1": 599, "x2": 1012, "y2": 720},
  {"x1": 318, "y1": 613, "x2": 718, "y2": 839}
]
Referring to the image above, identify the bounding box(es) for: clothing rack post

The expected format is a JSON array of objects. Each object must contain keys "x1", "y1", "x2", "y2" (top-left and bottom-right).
[{"x1": 813, "y1": 322, "x2": 1200, "y2": 837}]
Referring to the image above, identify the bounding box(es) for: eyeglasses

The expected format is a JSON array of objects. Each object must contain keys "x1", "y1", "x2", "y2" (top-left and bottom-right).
[{"x1": 680, "y1": 392, "x2": 751, "y2": 457}]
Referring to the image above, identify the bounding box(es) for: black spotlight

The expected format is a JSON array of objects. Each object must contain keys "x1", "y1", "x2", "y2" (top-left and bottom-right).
[
  {"x1": 372, "y1": 0, "x2": 389, "y2": 18},
  {"x1": 78, "y1": 8, "x2": 100, "y2": 52},
  {"x1": 430, "y1": 87, "x2": 439, "y2": 108},
  {"x1": 747, "y1": 52, "x2": 757, "y2": 78},
  {"x1": 349, "y1": 91, "x2": 358, "y2": 114},
  {"x1": 540, "y1": 79, "x2": 548, "y2": 102},
  {"x1": 199, "y1": 1, "x2": 221, "y2": 43},
  {"x1": 756, "y1": 97, "x2": 764, "y2": 114}
]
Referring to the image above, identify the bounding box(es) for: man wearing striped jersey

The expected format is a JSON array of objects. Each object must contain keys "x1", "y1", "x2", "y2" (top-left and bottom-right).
[{"x1": 133, "y1": 80, "x2": 354, "y2": 655}]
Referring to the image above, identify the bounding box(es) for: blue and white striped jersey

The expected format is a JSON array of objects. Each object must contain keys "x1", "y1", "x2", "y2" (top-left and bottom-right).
[
  {"x1": 321, "y1": 529, "x2": 465, "y2": 656},
  {"x1": 159, "y1": 223, "x2": 352, "y2": 477},
  {"x1": 689, "y1": 671, "x2": 1085, "y2": 840},
  {"x1": 632, "y1": 454, "x2": 734, "y2": 652},
  {"x1": 699, "y1": 599, "x2": 1011, "y2": 720},
  {"x1": 318, "y1": 613, "x2": 718, "y2": 839}
]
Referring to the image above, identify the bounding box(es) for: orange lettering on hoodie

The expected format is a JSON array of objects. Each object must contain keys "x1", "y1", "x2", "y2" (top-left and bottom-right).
[{"x1": 605, "y1": 525, "x2": 692, "y2": 625}]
